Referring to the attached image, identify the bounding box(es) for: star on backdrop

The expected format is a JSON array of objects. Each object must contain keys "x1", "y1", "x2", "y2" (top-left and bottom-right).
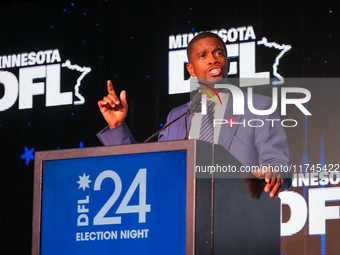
[{"x1": 20, "y1": 146, "x2": 35, "y2": 166}]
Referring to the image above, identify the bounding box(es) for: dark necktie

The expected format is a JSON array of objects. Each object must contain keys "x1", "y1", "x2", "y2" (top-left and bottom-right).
[{"x1": 199, "y1": 100, "x2": 215, "y2": 143}]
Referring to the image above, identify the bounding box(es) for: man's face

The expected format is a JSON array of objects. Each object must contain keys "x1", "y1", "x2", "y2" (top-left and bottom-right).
[{"x1": 186, "y1": 37, "x2": 229, "y2": 86}]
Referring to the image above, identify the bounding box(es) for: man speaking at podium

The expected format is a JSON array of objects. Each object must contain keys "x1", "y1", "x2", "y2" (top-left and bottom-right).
[{"x1": 97, "y1": 32, "x2": 291, "y2": 198}]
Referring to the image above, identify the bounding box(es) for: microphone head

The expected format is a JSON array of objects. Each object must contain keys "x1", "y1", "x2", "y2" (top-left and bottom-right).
[{"x1": 189, "y1": 92, "x2": 202, "y2": 113}]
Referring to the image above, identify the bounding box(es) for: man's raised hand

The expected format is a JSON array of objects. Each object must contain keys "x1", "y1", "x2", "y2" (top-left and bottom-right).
[{"x1": 97, "y1": 80, "x2": 128, "y2": 129}]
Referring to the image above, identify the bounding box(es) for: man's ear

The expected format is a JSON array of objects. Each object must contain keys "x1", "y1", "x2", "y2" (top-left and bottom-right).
[{"x1": 186, "y1": 63, "x2": 196, "y2": 77}]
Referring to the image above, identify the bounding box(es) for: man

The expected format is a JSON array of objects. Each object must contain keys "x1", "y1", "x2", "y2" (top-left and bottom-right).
[{"x1": 97, "y1": 32, "x2": 291, "y2": 198}]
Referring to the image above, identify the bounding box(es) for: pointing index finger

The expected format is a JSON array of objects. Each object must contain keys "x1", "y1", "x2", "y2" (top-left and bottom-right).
[{"x1": 107, "y1": 80, "x2": 116, "y2": 96}]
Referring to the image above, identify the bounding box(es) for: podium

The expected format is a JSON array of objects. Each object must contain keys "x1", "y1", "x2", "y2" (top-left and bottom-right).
[{"x1": 32, "y1": 140, "x2": 280, "y2": 255}]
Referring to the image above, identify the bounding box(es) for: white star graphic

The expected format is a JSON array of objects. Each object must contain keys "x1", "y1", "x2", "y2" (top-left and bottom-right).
[{"x1": 77, "y1": 173, "x2": 92, "y2": 191}]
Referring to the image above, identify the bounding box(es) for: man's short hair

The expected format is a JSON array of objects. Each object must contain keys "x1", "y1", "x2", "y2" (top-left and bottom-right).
[{"x1": 186, "y1": 32, "x2": 227, "y2": 62}]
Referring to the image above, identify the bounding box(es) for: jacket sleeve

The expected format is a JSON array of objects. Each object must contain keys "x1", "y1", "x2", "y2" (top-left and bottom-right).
[
  {"x1": 253, "y1": 97, "x2": 292, "y2": 191},
  {"x1": 97, "y1": 122, "x2": 136, "y2": 146}
]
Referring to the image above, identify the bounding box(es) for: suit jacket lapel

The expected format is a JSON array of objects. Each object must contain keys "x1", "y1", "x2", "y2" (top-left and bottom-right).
[{"x1": 218, "y1": 94, "x2": 243, "y2": 150}]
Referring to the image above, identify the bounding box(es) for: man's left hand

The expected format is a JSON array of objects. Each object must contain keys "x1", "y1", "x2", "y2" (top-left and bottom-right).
[{"x1": 252, "y1": 166, "x2": 283, "y2": 199}]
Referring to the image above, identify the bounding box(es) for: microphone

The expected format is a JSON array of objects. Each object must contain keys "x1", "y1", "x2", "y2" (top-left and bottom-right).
[
  {"x1": 189, "y1": 91, "x2": 202, "y2": 113},
  {"x1": 144, "y1": 92, "x2": 202, "y2": 143}
]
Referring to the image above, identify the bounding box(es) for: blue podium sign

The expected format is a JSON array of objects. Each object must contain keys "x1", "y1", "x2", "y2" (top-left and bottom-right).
[{"x1": 39, "y1": 150, "x2": 187, "y2": 255}]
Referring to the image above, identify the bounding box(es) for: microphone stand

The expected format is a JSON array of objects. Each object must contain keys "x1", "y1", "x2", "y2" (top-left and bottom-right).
[
  {"x1": 144, "y1": 108, "x2": 190, "y2": 143},
  {"x1": 144, "y1": 91, "x2": 201, "y2": 143}
]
